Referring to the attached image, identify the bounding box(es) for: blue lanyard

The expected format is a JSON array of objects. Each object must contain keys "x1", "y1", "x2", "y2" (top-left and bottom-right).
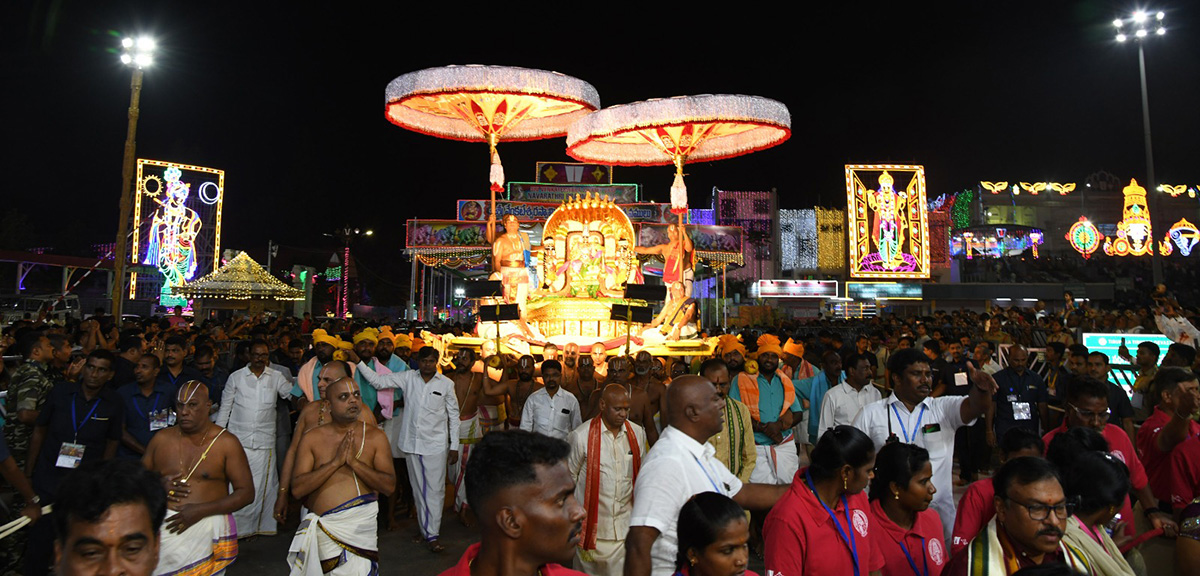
[
  {"x1": 71, "y1": 393, "x2": 102, "y2": 443},
  {"x1": 132, "y1": 392, "x2": 161, "y2": 422},
  {"x1": 805, "y1": 470, "x2": 859, "y2": 576},
  {"x1": 891, "y1": 403, "x2": 927, "y2": 444},
  {"x1": 898, "y1": 536, "x2": 929, "y2": 576},
  {"x1": 691, "y1": 454, "x2": 723, "y2": 493}
]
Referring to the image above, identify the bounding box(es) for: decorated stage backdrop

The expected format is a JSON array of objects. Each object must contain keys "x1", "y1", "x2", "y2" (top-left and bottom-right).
[{"x1": 845, "y1": 164, "x2": 930, "y2": 279}]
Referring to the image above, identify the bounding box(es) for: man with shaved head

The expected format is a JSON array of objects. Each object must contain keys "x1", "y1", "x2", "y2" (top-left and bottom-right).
[
  {"x1": 567, "y1": 385, "x2": 647, "y2": 575},
  {"x1": 143, "y1": 380, "x2": 254, "y2": 575},
  {"x1": 625, "y1": 376, "x2": 789, "y2": 576},
  {"x1": 288, "y1": 377, "x2": 395, "y2": 574},
  {"x1": 276, "y1": 360, "x2": 377, "y2": 524}
]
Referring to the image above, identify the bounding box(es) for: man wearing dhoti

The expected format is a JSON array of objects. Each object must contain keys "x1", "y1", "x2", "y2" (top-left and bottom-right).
[
  {"x1": 449, "y1": 348, "x2": 483, "y2": 525},
  {"x1": 144, "y1": 381, "x2": 254, "y2": 576},
  {"x1": 355, "y1": 346, "x2": 459, "y2": 553},
  {"x1": 288, "y1": 378, "x2": 395, "y2": 575},
  {"x1": 216, "y1": 340, "x2": 294, "y2": 538},
  {"x1": 567, "y1": 385, "x2": 646, "y2": 576},
  {"x1": 275, "y1": 360, "x2": 376, "y2": 525}
]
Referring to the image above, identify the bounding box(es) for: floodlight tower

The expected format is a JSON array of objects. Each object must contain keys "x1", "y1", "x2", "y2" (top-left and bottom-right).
[{"x1": 111, "y1": 36, "x2": 155, "y2": 317}]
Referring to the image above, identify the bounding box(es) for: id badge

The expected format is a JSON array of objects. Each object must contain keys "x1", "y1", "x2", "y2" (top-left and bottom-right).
[
  {"x1": 954, "y1": 372, "x2": 968, "y2": 388},
  {"x1": 56, "y1": 442, "x2": 85, "y2": 469},
  {"x1": 150, "y1": 409, "x2": 169, "y2": 431},
  {"x1": 168, "y1": 410, "x2": 177, "y2": 426},
  {"x1": 1013, "y1": 402, "x2": 1032, "y2": 421},
  {"x1": 1007, "y1": 394, "x2": 1019, "y2": 403}
]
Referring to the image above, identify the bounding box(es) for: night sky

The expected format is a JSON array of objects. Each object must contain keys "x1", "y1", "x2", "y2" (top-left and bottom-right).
[{"x1": 4, "y1": 1, "x2": 1199, "y2": 299}]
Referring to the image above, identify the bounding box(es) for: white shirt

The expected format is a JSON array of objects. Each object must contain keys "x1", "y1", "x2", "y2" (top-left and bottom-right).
[
  {"x1": 852, "y1": 394, "x2": 970, "y2": 538},
  {"x1": 519, "y1": 387, "x2": 582, "y2": 440},
  {"x1": 356, "y1": 362, "x2": 459, "y2": 455},
  {"x1": 215, "y1": 365, "x2": 292, "y2": 450},
  {"x1": 630, "y1": 426, "x2": 744, "y2": 576},
  {"x1": 817, "y1": 381, "x2": 882, "y2": 435},
  {"x1": 567, "y1": 418, "x2": 648, "y2": 540}
]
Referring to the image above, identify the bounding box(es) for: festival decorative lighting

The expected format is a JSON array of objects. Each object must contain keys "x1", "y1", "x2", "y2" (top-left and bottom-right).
[
  {"x1": 1165, "y1": 218, "x2": 1200, "y2": 256},
  {"x1": 951, "y1": 189, "x2": 973, "y2": 229},
  {"x1": 1103, "y1": 179, "x2": 1154, "y2": 256},
  {"x1": 816, "y1": 208, "x2": 846, "y2": 273},
  {"x1": 980, "y1": 181, "x2": 1074, "y2": 195},
  {"x1": 566, "y1": 94, "x2": 790, "y2": 213},
  {"x1": 845, "y1": 165, "x2": 930, "y2": 279},
  {"x1": 780, "y1": 209, "x2": 817, "y2": 271},
  {"x1": 1066, "y1": 217, "x2": 1103, "y2": 259},
  {"x1": 385, "y1": 65, "x2": 600, "y2": 214},
  {"x1": 173, "y1": 252, "x2": 304, "y2": 301}
]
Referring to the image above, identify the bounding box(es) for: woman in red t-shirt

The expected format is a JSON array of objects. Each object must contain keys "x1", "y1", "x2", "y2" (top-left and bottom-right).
[
  {"x1": 674, "y1": 492, "x2": 759, "y2": 576},
  {"x1": 869, "y1": 442, "x2": 947, "y2": 576}
]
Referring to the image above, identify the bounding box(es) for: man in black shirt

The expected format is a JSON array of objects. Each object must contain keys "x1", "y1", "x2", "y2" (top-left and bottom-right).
[{"x1": 24, "y1": 349, "x2": 125, "y2": 575}]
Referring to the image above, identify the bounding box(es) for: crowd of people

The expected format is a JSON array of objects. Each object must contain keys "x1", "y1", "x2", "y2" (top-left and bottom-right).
[{"x1": 0, "y1": 291, "x2": 1198, "y2": 575}]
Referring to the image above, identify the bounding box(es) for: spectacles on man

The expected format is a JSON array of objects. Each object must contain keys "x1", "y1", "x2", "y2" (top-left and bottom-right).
[
  {"x1": 1006, "y1": 497, "x2": 1073, "y2": 521},
  {"x1": 1067, "y1": 402, "x2": 1110, "y2": 422}
]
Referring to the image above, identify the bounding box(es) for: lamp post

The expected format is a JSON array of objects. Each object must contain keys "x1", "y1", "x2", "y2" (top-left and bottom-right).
[
  {"x1": 110, "y1": 36, "x2": 155, "y2": 318},
  {"x1": 326, "y1": 227, "x2": 372, "y2": 318},
  {"x1": 1114, "y1": 10, "x2": 1167, "y2": 284}
]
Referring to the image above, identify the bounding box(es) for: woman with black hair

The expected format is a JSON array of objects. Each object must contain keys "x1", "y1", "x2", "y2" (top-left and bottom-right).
[
  {"x1": 673, "y1": 492, "x2": 756, "y2": 576},
  {"x1": 869, "y1": 442, "x2": 947, "y2": 575},
  {"x1": 1059, "y1": 451, "x2": 1136, "y2": 576},
  {"x1": 763, "y1": 425, "x2": 883, "y2": 576}
]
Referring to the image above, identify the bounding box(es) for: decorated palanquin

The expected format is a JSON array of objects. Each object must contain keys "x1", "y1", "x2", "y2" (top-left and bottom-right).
[{"x1": 526, "y1": 193, "x2": 645, "y2": 339}]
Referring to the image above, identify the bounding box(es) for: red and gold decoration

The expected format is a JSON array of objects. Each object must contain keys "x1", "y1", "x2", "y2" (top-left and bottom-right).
[
  {"x1": 566, "y1": 94, "x2": 791, "y2": 214},
  {"x1": 1066, "y1": 217, "x2": 1103, "y2": 259},
  {"x1": 385, "y1": 65, "x2": 601, "y2": 213}
]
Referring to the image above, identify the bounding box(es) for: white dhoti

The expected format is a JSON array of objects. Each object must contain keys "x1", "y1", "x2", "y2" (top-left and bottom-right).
[
  {"x1": 382, "y1": 410, "x2": 405, "y2": 459},
  {"x1": 575, "y1": 538, "x2": 626, "y2": 576},
  {"x1": 234, "y1": 447, "x2": 278, "y2": 538},
  {"x1": 154, "y1": 512, "x2": 238, "y2": 576},
  {"x1": 287, "y1": 495, "x2": 379, "y2": 576},
  {"x1": 748, "y1": 439, "x2": 799, "y2": 485},
  {"x1": 451, "y1": 412, "x2": 482, "y2": 512},
  {"x1": 404, "y1": 450, "x2": 448, "y2": 541}
]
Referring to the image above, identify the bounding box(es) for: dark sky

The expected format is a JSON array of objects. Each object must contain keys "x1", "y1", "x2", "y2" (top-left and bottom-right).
[{"x1": 4, "y1": 1, "x2": 1199, "y2": 276}]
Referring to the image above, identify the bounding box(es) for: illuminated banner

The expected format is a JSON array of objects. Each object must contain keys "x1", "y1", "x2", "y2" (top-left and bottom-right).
[
  {"x1": 1103, "y1": 179, "x2": 1154, "y2": 257},
  {"x1": 507, "y1": 182, "x2": 639, "y2": 203},
  {"x1": 458, "y1": 200, "x2": 678, "y2": 224},
  {"x1": 1081, "y1": 332, "x2": 1174, "y2": 393},
  {"x1": 535, "y1": 162, "x2": 613, "y2": 184},
  {"x1": 636, "y1": 224, "x2": 743, "y2": 256},
  {"x1": 407, "y1": 220, "x2": 496, "y2": 248},
  {"x1": 752, "y1": 280, "x2": 838, "y2": 299},
  {"x1": 846, "y1": 164, "x2": 931, "y2": 279},
  {"x1": 847, "y1": 282, "x2": 923, "y2": 300},
  {"x1": 407, "y1": 220, "x2": 547, "y2": 248},
  {"x1": 131, "y1": 159, "x2": 224, "y2": 306}
]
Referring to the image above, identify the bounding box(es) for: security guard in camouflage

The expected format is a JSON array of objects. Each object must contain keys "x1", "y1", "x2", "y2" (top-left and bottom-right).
[{"x1": 0, "y1": 331, "x2": 54, "y2": 576}]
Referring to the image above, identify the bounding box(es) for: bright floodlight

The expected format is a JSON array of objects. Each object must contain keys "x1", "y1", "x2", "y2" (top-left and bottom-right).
[
  {"x1": 121, "y1": 35, "x2": 155, "y2": 69},
  {"x1": 1117, "y1": 33, "x2": 1128, "y2": 42},
  {"x1": 1157, "y1": 11, "x2": 1165, "y2": 20},
  {"x1": 1157, "y1": 27, "x2": 1166, "y2": 35},
  {"x1": 1113, "y1": 18, "x2": 1124, "y2": 27},
  {"x1": 1136, "y1": 28, "x2": 1148, "y2": 38},
  {"x1": 1133, "y1": 10, "x2": 1147, "y2": 23},
  {"x1": 364, "y1": 230, "x2": 374, "y2": 236}
]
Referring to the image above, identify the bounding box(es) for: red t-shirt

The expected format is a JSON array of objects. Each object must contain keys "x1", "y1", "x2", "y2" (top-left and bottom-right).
[
  {"x1": 1137, "y1": 407, "x2": 1200, "y2": 501},
  {"x1": 1044, "y1": 423, "x2": 1147, "y2": 537},
  {"x1": 869, "y1": 499, "x2": 947, "y2": 576},
  {"x1": 950, "y1": 478, "x2": 995, "y2": 555},
  {"x1": 438, "y1": 543, "x2": 587, "y2": 576},
  {"x1": 1168, "y1": 435, "x2": 1200, "y2": 510},
  {"x1": 764, "y1": 468, "x2": 884, "y2": 576}
]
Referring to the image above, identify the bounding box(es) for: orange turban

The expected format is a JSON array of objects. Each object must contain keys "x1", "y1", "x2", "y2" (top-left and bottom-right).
[
  {"x1": 784, "y1": 337, "x2": 805, "y2": 358},
  {"x1": 756, "y1": 334, "x2": 783, "y2": 357},
  {"x1": 717, "y1": 334, "x2": 746, "y2": 357}
]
